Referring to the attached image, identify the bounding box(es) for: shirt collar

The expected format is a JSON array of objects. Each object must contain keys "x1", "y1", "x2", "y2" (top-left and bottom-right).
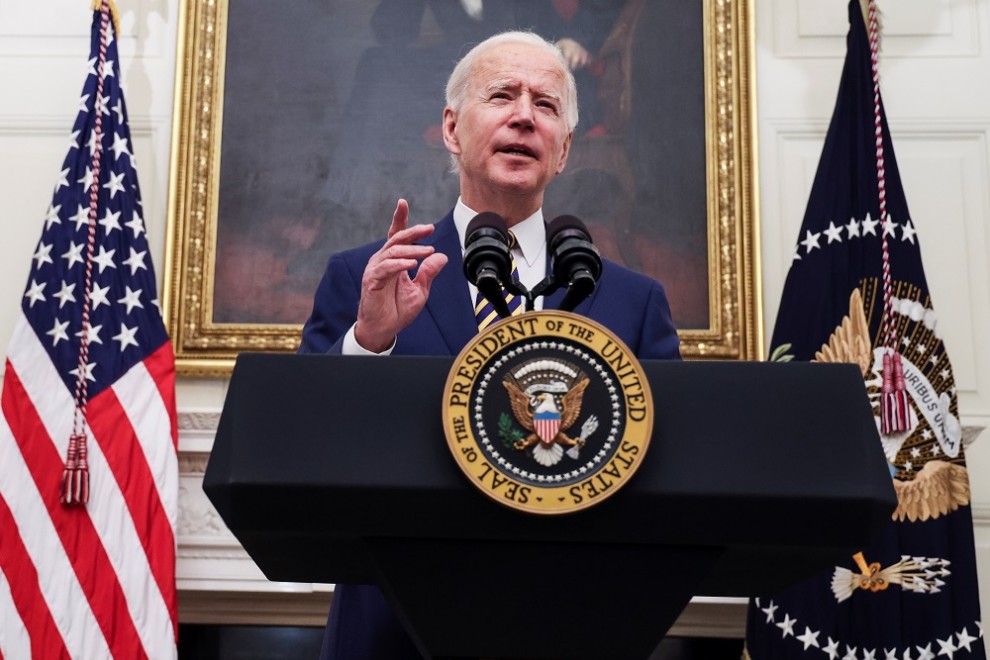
[{"x1": 453, "y1": 197, "x2": 546, "y2": 268}]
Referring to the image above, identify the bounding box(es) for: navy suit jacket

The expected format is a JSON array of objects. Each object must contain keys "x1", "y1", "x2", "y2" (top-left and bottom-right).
[
  {"x1": 299, "y1": 213, "x2": 680, "y2": 359},
  {"x1": 299, "y1": 212, "x2": 680, "y2": 659}
]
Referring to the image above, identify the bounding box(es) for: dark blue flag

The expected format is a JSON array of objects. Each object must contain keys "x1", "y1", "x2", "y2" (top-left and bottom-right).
[{"x1": 745, "y1": 2, "x2": 985, "y2": 659}]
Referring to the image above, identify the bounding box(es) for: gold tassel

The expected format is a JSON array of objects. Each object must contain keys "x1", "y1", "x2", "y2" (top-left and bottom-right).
[{"x1": 89, "y1": 0, "x2": 120, "y2": 36}]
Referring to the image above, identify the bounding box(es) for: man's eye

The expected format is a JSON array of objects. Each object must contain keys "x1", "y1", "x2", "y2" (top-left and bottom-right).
[
  {"x1": 491, "y1": 92, "x2": 510, "y2": 100},
  {"x1": 538, "y1": 101, "x2": 559, "y2": 113}
]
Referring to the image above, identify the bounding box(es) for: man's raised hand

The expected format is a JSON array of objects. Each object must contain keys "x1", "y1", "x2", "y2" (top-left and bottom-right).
[{"x1": 353, "y1": 199, "x2": 448, "y2": 352}]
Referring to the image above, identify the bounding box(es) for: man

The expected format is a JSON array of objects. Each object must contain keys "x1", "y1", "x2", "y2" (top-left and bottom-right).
[{"x1": 300, "y1": 30, "x2": 680, "y2": 659}]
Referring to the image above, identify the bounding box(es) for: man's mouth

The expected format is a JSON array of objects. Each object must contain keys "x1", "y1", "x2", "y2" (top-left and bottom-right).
[{"x1": 499, "y1": 144, "x2": 537, "y2": 159}]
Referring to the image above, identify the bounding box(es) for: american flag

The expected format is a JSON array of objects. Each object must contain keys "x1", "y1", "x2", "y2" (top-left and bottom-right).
[{"x1": 0, "y1": 4, "x2": 178, "y2": 658}]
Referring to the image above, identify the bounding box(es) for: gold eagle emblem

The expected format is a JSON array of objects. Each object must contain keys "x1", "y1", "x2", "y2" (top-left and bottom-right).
[
  {"x1": 814, "y1": 288, "x2": 970, "y2": 522},
  {"x1": 502, "y1": 362, "x2": 592, "y2": 467}
]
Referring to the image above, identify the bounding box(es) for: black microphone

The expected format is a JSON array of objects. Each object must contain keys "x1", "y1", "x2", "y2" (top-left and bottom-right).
[
  {"x1": 547, "y1": 215, "x2": 602, "y2": 312},
  {"x1": 463, "y1": 212, "x2": 513, "y2": 319}
]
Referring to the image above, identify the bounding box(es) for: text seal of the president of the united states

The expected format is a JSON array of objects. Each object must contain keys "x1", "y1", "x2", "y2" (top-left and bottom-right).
[{"x1": 442, "y1": 311, "x2": 653, "y2": 515}]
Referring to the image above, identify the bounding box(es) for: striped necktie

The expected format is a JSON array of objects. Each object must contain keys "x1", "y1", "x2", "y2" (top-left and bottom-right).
[{"x1": 474, "y1": 231, "x2": 522, "y2": 331}]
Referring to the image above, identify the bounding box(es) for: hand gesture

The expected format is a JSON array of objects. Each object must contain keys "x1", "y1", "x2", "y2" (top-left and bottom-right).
[{"x1": 353, "y1": 199, "x2": 448, "y2": 352}]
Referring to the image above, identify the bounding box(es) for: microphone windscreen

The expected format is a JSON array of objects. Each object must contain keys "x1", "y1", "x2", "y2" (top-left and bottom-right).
[
  {"x1": 465, "y1": 211, "x2": 509, "y2": 244},
  {"x1": 547, "y1": 214, "x2": 590, "y2": 248},
  {"x1": 463, "y1": 211, "x2": 512, "y2": 289}
]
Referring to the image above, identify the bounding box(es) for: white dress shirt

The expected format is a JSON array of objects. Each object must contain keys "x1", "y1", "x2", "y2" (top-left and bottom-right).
[{"x1": 453, "y1": 198, "x2": 547, "y2": 314}]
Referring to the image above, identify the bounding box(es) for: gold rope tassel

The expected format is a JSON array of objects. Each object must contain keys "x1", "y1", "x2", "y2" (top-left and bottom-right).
[
  {"x1": 89, "y1": 0, "x2": 120, "y2": 35},
  {"x1": 61, "y1": 433, "x2": 90, "y2": 506}
]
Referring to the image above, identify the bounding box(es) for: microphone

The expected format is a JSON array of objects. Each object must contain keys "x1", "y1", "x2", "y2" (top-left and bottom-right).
[
  {"x1": 463, "y1": 212, "x2": 513, "y2": 319},
  {"x1": 547, "y1": 215, "x2": 602, "y2": 312}
]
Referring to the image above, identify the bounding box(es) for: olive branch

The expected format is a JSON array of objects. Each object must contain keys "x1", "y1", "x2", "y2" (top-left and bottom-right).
[
  {"x1": 497, "y1": 413, "x2": 525, "y2": 449},
  {"x1": 769, "y1": 343, "x2": 795, "y2": 362}
]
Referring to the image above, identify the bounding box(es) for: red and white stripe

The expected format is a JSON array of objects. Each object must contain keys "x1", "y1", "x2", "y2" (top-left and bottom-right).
[
  {"x1": 0, "y1": 313, "x2": 178, "y2": 659},
  {"x1": 868, "y1": 0, "x2": 897, "y2": 349},
  {"x1": 535, "y1": 418, "x2": 560, "y2": 443}
]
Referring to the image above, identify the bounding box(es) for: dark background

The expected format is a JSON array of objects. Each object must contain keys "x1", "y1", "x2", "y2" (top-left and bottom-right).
[{"x1": 214, "y1": 0, "x2": 708, "y2": 328}]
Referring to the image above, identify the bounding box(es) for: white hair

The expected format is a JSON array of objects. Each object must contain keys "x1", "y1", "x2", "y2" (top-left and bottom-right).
[{"x1": 445, "y1": 31, "x2": 580, "y2": 132}]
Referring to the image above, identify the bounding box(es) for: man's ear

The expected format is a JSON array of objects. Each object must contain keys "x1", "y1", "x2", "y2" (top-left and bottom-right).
[
  {"x1": 554, "y1": 132, "x2": 574, "y2": 176},
  {"x1": 442, "y1": 106, "x2": 461, "y2": 156}
]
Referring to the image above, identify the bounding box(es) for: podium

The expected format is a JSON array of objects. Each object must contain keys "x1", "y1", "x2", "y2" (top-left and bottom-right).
[{"x1": 204, "y1": 354, "x2": 895, "y2": 659}]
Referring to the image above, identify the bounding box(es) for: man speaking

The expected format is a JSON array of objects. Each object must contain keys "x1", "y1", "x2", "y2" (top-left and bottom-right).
[{"x1": 299, "y1": 30, "x2": 680, "y2": 660}]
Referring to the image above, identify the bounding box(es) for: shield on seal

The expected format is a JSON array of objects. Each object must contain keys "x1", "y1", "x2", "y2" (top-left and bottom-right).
[{"x1": 534, "y1": 410, "x2": 561, "y2": 443}]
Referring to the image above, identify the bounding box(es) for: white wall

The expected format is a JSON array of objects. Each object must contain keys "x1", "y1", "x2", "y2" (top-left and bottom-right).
[
  {"x1": 0, "y1": 0, "x2": 987, "y2": 639},
  {"x1": 0, "y1": 2, "x2": 175, "y2": 354}
]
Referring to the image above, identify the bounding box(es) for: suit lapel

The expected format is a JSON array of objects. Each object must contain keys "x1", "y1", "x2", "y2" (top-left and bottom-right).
[{"x1": 422, "y1": 213, "x2": 477, "y2": 353}]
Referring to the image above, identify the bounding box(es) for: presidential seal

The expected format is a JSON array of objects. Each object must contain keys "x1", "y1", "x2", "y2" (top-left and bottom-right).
[{"x1": 442, "y1": 311, "x2": 653, "y2": 514}]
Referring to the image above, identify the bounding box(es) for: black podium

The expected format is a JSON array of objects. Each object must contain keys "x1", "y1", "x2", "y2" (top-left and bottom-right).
[{"x1": 204, "y1": 354, "x2": 895, "y2": 659}]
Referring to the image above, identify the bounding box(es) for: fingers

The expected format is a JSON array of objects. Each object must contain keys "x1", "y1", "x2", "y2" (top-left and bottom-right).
[
  {"x1": 377, "y1": 243, "x2": 436, "y2": 262},
  {"x1": 382, "y1": 223, "x2": 436, "y2": 252},
  {"x1": 410, "y1": 252, "x2": 448, "y2": 293},
  {"x1": 366, "y1": 194, "x2": 439, "y2": 285},
  {"x1": 364, "y1": 249, "x2": 432, "y2": 287},
  {"x1": 367, "y1": 250, "x2": 445, "y2": 289},
  {"x1": 363, "y1": 259, "x2": 420, "y2": 290},
  {"x1": 387, "y1": 199, "x2": 409, "y2": 240},
  {"x1": 386, "y1": 199, "x2": 436, "y2": 245},
  {"x1": 353, "y1": 203, "x2": 444, "y2": 351},
  {"x1": 364, "y1": 244, "x2": 440, "y2": 290}
]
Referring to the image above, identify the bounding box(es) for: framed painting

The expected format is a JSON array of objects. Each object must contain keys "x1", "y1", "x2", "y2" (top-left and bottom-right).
[{"x1": 164, "y1": 0, "x2": 761, "y2": 375}]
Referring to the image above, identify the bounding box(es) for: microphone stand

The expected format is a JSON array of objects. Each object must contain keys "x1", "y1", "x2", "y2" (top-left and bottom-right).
[
  {"x1": 510, "y1": 271, "x2": 597, "y2": 314},
  {"x1": 503, "y1": 279, "x2": 536, "y2": 314},
  {"x1": 501, "y1": 268, "x2": 597, "y2": 316},
  {"x1": 527, "y1": 277, "x2": 557, "y2": 312}
]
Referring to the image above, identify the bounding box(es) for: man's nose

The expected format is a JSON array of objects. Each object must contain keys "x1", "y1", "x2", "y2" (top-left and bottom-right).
[{"x1": 508, "y1": 96, "x2": 535, "y2": 129}]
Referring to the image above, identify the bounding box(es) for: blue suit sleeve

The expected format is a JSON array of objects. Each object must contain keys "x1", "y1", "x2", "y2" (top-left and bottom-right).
[
  {"x1": 298, "y1": 252, "x2": 363, "y2": 355},
  {"x1": 638, "y1": 281, "x2": 682, "y2": 360}
]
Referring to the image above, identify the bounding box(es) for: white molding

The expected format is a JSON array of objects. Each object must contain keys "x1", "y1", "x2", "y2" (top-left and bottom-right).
[
  {"x1": 179, "y1": 589, "x2": 332, "y2": 627},
  {"x1": 178, "y1": 411, "x2": 222, "y2": 453},
  {"x1": 178, "y1": 411, "x2": 223, "y2": 432},
  {"x1": 672, "y1": 597, "x2": 747, "y2": 639},
  {"x1": 0, "y1": 2, "x2": 163, "y2": 59},
  {"x1": 763, "y1": 117, "x2": 990, "y2": 135},
  {"x1": 0, "y1": 115, "x2": 169, "y2": 135},
  {"x1": 176, "y1": 588, "x2": 748, "y2": 637},
  {"x1": 771, "y1": 0, "x2": 980, "y2": 59}
]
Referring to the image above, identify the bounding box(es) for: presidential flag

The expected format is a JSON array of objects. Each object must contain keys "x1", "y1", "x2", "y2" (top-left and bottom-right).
[
  {"x1": 745, "y1": 2, "x2": 985, "y2": 658},
  {"x1": 0, "y1": 2, "x2": 178, "y2": 658}
]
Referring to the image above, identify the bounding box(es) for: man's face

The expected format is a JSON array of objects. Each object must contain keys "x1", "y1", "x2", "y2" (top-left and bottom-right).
[{"x1": 443, "y1": 42, "x2": 573, "y2": 210}]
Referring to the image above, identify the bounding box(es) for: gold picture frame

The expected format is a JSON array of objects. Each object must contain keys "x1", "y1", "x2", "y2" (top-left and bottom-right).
[{"x1": 163, "y1": 0, "x2": 762, "y2": 376}]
